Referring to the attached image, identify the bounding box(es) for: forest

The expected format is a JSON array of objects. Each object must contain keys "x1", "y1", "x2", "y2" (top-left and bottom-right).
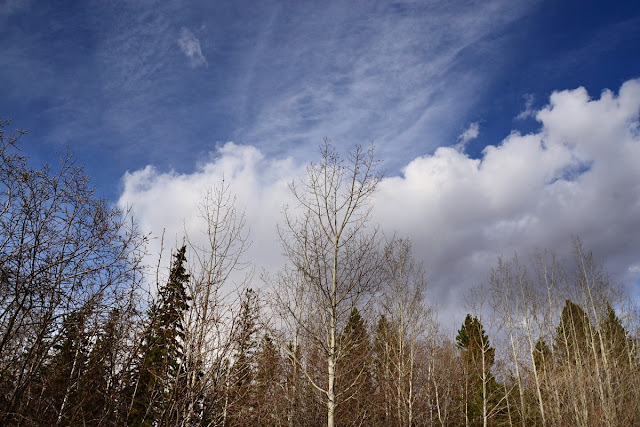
[{"x1": 1, "y1": 118, "x2": 639, "y2": 427}]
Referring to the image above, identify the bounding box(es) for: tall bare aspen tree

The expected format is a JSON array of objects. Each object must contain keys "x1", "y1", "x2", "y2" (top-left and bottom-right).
[
  {"x1": 378, "y1": 236, "x2": 431, "y2": 426},
  {"x1": 183, "y1": 180, "x2": 251, "y2": 424},
  {"x1": 274, "y1": 140, "x2": 382, "y2": 427}
]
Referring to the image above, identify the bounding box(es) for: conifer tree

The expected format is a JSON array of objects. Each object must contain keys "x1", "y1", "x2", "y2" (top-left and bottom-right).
[
  {"x1": 555, "y1": 300, "x2": 591, "y2": 366},
  {"x1": 533, "y1": 338, "x2": 552, "y2": 373},
  {"x1": 372, "y1": 314, "x2": 396, "y2": 425},
  {"x1": 43, "y1": 311, "x2": 90, "y2": 425},
  {"x1": 254, "y1": 333, "x2": 283, "y2": 425},
  {"x1": 129, "y1": 245, "x2": 191, "y2": 426},
  {"x1": 336, "y1": 308, "x2": 373, "y2": 425},
  {"x1": 599, "y1": 303, "x2": 631, "y2": 365},
  {"x1": 81, "y1": 309, "x2": 122, "y2": 425},
  {"x1": 456, "y1": 314, "x2": 497, "y2": 427},
  {"x1": 227, "y1": 287, "x2": 260, "y2": 425}
]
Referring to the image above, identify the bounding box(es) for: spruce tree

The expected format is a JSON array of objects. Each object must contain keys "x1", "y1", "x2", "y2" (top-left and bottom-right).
[
  {"x1": 372, "y1": 314, "x2": 395, "y2": 425},
  {"x1": 533, "y1": 338, "x2": 552, "y2": 373},
  {"x1": 456, "y1": 314, "x2": 497, "y2": 427},
  {"x1": 336, "y1": 308, "x2": 372, "y2": 425},
  {"x1": 42, "y1": 311, "x2": 90, "y2": 425},
  {"x1": 129, "y1": 245, "x2": 191, "y2": 426},
  {"x1": 227, "y1": 287, "x2": 259, "y2": 425},
  {"x1": 599, "y1": 303, "x2": 631, "y2": 365},
  {"x1": 82, "y1": 308, "x2": 127, "y2": 424},
  {"x1": 555, "y1": 300, "x2": 592, "y2": 366},
  {"x1": 254, "y1": 333, "x2": 282, "y2": 425}
]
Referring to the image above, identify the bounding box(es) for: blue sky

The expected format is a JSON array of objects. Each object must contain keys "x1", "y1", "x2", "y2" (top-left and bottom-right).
[
  {"x1": 2, "y1": 0, "x2": 638, "y2": 193},
  {"x1": 2, "y1": 0, "x2": 640, "y2": 316}
]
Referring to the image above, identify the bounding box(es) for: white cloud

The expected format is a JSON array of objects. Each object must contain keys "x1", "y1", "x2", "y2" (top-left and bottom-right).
[
  {"x1": 119, "y1": 79, "x2": 640, "y2": 325},
  {"x1": 178, "y1": 27, "x2": 207, "y2": 68},
  {"x1": 119, "y1": 142, "x2": 299, "y2": 289},
  {"x1": 456, "y1": 121, "x2": 480, "y2": 151},
  {"x1": 516, "y1": 93, "x2": 536, "y2": 120},
  {"x1": 374, "y1": 79, "x2": 640, "y2": 314},
  {"x1": 235, "y1": 1, "x2": 534, "y2": 164}
]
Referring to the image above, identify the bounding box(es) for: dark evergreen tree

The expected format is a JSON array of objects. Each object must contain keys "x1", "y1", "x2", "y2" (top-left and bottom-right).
[
  {"x1": 600, "y1": 303, "x2": 631, "y2": 365},
  {"x1": 41, "y1": 311, "x2": 90, "y2": 425},
  {"x1": 372, "y1": 314, "x2": 396, "y2": 426},
  {"x1": 456, "y1": 314, "x2": 495, "y2": 368},
  {"x1": 555, "y1": 300, "x2": 592, "y2": 366},
  {"x1": 456, "y1": 314, "x2": 498, "y2": 427},
  {"x1": 129, "y1": 245, "x2": 191, "y2": 426},
  {"x1": 533, "y1": 338, "x2": 552, "y2": 373},
  {"x1": 254, "y1": 333, "x2": 283, "y2": 425},
  {"x1": 81, "y1": 309, "x2": 125, "y2": 425},
  {"x1": 283, "y1": 340, "x2": 308, "y2": 427},
  {"x1": 227, "y1": 287, "x2": 260, "y2": 426},
  {"x1": 336, "y1": 307, "x2": 373, "y2": 426}
]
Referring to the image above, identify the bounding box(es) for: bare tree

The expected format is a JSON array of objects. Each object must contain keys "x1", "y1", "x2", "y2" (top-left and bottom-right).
[
  {"x1": 378, "y1": 236, "x2": 432, "y2": 426},
  {"x1": 182, "y1": 179, "x2": 252, "y2": 425},
  {"x1": 0, "y1": 118, "x2": 145, "y2": 424},
  {"x1": 271, "y1": 140, "x2": 382, "y2": 427}
]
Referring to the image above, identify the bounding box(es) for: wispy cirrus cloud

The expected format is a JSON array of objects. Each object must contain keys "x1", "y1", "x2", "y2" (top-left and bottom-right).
[
  {"x1": 0, "y1": 0, "x2": 30, "y2": 18},
  {"x1": 516, "y1": 93, "x2": 536, "y2": 120},
  {"x1": 231, "y1": 0, "x2": 534, "y2": 165},
  {"x1": 178, "y1": 27, "x2": 207, "y2": 68},
  {"x1": 0, "y1": 0, "x2": 535, "y2": 186}
]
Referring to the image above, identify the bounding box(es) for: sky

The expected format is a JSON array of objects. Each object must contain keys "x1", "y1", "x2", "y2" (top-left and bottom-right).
[{"x1": 2, "y1": 0, "x2": 640, "y2": 325}]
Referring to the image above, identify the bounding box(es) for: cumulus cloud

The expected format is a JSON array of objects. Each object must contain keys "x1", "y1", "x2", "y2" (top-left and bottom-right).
[
  {"x1": 375, "y1": 79, "x2": 640, "y2": 313},
  {"x1": 119, "y1": 79, "x2": 640, "y2": 324},
  {"x1": 178, "y1": 27, "x2": 207, "y2": 68},
  {"x1": 119, "y1": 142, "x2": 300, "y2": 288}
]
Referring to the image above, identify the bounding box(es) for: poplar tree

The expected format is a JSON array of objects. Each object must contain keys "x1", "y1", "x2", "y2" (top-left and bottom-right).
[{"x1": 273, "y1": 140, "x2": 382, "y2": 427}]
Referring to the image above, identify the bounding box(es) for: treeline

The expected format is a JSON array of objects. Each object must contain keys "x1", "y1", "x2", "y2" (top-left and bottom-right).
[{"x1": 1, "y1": 121, "x2": 639, "y2": 426}]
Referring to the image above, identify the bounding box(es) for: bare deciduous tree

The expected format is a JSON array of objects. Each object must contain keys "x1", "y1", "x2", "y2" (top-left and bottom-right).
[
  {"x1": 0, "y1": 118, "x2": 145, "y2": 425},
  {"x1": 378, "y1": 236, "x2": 433, "y2": 426},
  {"x1": 182, "y1": 179, "x2": 252, "y2": 424},
  {"x1": 272, "y1": 140, "x2": 382, "y2": 427}
]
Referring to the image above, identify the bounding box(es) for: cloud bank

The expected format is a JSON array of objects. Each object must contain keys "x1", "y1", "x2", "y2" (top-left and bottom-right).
[{"x1": 119, "y1": 79, "x2": 640, "y2": 322}]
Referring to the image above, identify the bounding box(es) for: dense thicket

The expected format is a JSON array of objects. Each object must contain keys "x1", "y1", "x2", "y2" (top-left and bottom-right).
[{"x1": 1, "y1": 122, "x2": 639, "y2": 426}]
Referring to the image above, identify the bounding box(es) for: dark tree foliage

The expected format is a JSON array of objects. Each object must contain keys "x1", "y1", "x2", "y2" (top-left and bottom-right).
[
  {"x1": 227, "y1": 287, "x2": 260, "y2": 426},
  {"x1": 555, "y1": 300, "x2": 592, "y2": 365},
  {"x1": 456, "y1": 314, "x2": 499, "y2": 426},
  {"x1": 80, "y1": 309, "x2": 127, "y2": 425},
  {"x1": 336, "y1": 307, "x2": 373, "y2": 426},
  {"x1": 599, "y1": 303, "x2": 632, "y2": 365},
  {"x1": 533, "y1": 338, "x2": 552, "y2": 373},
  {"x1": 254, "y1": 333, "x2": 283, "y2": 425},
  {"x1": 39, "y1": 311, "x2": 90, "y2": 425},
  {"x1": 129, "y1": 245, "x2": 191, "y2": 427},
  {"x1": 372, "y1": 314, "x2": 396, "y2": 425},
  {"x1": 456, "y1": 314, "x2": 495, "y2": 368}
]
